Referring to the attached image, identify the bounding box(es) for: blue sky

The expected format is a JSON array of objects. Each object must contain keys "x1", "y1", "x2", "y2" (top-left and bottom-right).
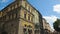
[
  {"x1": 0, "y1": 0, "x2": 60, "y2": 31},
  {"x1": 0, "y1": 0, "x2": 14, "y2": 10},
  {"x1": 28, "y1": 0, "x2": 60, "y2": 31}
]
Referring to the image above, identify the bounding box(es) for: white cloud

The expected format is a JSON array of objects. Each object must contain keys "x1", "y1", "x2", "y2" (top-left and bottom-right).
[
  {"x1": 53, "y1": 4, "x2": 60, "y2": 13},
  {"x1": 43, "y1": 15, "x2": 57, "y2": 31},
  {"x1": 43, "y1": 15, "x2": 57, "y2": 23}
]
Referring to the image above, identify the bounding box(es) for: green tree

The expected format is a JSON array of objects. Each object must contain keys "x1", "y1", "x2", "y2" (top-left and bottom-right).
[{"x1": 53, "y1": 19, "x2": 60, "y2": 32}]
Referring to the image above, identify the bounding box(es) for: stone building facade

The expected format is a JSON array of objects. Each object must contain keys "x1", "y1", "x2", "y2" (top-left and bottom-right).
[
  {"x1": 42, "y1": 18, "x2": 52, "y2": 34},
  {"x1": 0, "y1": 0, "x2": 43, "y2": 34},
  {"x1": 31, "y1": 7, "x2": 43, "y2": 34}
]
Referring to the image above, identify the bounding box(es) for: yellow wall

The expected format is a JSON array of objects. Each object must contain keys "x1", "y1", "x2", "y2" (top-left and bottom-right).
[
  {"x1": 20, "y1": 7, "x2": 34, "y2": 28},
  {"x1": 20, "y1": 19, "x2": 34, "y2": 28},
  {"x1": 19, "y1": 7, "x2": 35, "y2": 34},
  {"x1": 19, "y1": 19, "x2": 34, "y2": 34},
  {"x1": 22, "y1": 0, "x2": 39, "y2": 24},
  {"x1": 20, "y1": 8, "x2": 33, "y2": 22}
]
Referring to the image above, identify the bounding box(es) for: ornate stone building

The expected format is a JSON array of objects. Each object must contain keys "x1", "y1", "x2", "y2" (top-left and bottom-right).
[
  {"x1": 31, "y1": 7, "x2": 43, "y2": 34},
  {"x1": 0, "y1": 0, "x2": 43, "y2": 34},
  {"x1": 42, "y1": 18, "x2": 52, "y2": 34}
]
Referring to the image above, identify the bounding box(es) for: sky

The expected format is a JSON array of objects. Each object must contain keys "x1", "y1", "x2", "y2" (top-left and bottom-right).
[
  {"x1": 0, "y1": 0, "x2": 14, "y2": 10},
  {"x1": 0, "y1": 0, "x2": 60, "y2": 31},
  {"x1": 28, "y1": 0, "x2": 60, "y2": 31}
]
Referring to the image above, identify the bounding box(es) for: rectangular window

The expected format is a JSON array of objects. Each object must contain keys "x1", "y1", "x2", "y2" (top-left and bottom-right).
[
  {"x1": 28, "y1": 6, "x2": 30, "y2": 11},
  {"x1": 31, "y1": 16, "x2": 33, "y2": 22},
  {"x1": 3, "y1": 16, "x2": 4, "y2": 20},
  {"x1": 25, "y1": 2, "x2": 27, "y2": 8},
  {"x1": 17, "y1": 11, "x2": 20, "y2": 18},
  {"x1": 12, "y1": 6, "x2": 14, "y2": 10},
  {"x1": 6, "y1": 16, "x2": 9, "y2": 20},
  {"x1": 24, "y1": 11, "x2": 27, "y2": 19},
  {"x1": 5, "y1": 16, "x2": 6, "y2": 20},
  {"x1": 12, "y1": 14, "x2": 14, "y2": 19},
  {"x1": 9, "y1": 15, "x2": 10, "y2": 20},
  {"x1": 3, "y1": 16, "x2": 6, "y2": 20},
  {"x1": 8, "y1": 7, "x2": 10, "y2": 11},
  {"x1": 16, "y1": 13, "x2": 17, "y2": 18},
  {"x1": 24, "y1": 14, "x2": 26, "y2": 19},
  {"x1": 15, "y1": 4, "x2": 17, "y2": 8},
  {"x1": 14, "y1": 13, "x2": 16, "y2": 19},
  {"x1": 28, "y1": 14, "x2": 30, "y2": 20},
  {"x1": 10, "y1": 14, "x2": 12, "y2": 19}
]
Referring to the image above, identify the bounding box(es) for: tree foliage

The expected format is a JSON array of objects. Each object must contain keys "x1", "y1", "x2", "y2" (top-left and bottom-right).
[{"x1": 53, "y1": 19, "x2": 60, "y2": 32}]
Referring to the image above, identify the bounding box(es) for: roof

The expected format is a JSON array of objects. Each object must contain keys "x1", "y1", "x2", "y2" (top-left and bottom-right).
[{"x1": 26, "y1": 0, "x2": 42, "y2": 16}]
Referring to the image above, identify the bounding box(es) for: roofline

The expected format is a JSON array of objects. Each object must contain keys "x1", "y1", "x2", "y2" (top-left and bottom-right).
[
  {"x1": 26, "y1": 0, "x2": 42, "y2": 16},
  {"x1": 0, "y1": 0, "x2": 42, "y2": 17}
]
